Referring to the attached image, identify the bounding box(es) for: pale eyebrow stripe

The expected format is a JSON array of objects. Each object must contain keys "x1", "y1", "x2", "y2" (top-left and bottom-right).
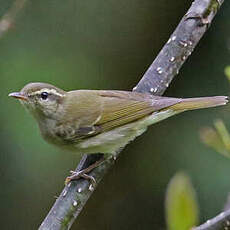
[{"x1": 29, "y1": 88, "x2": 65, "y2": 97}]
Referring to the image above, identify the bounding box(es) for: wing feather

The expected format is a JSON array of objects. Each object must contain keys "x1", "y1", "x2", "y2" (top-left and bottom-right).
[
  {"x1": 95, "y1": 90, "x2": 181, "y2": 132},
  {"x1": 58, "y1": 90, "x2": 181, "y2": 142}
]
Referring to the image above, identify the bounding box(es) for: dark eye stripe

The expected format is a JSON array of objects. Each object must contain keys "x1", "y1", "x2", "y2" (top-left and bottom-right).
[{"x1": 41, "y1": 92, "x2": 49, "y2": 100}]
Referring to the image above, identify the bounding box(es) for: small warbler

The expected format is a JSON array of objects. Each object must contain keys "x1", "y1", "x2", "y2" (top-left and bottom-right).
[{"x1": 9, "y1": 82, "x2": 228, "y2": 182}]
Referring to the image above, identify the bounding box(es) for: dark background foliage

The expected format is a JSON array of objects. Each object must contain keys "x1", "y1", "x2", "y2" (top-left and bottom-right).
[{"x1": 1, "y1": 0, "x2": 230, "y2": 229}]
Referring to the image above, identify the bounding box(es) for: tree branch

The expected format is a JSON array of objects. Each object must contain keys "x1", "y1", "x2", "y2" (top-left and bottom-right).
[
  {"x1": 134, "y1": 0, "x2": 223, "y2": 94},
  {"x1": 39, "y1": 0, "x2": 225, "y2": 229},
  {"x1": 192, "y1": 209, "x2": 230, "y2": 230}
]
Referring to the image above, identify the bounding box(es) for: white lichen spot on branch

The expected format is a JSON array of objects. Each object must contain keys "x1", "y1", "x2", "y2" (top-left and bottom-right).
[
  {"x1": 156, "y1": 67, "x2": 163, "y2": 74},
  {"x1": 62, "y1": 190, "x2": 67, "y2": 197},
  {"x1": 72, "y1": 200, "x2": 78, "y2": 207},
  {"x1": 170, "y1": 57, "x2": 175, "y2": 62}
]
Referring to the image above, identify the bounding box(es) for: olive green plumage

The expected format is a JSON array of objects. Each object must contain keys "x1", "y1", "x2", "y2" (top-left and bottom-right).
[{"x1": 9, "y1": 82, "x2": 228, "y2": 155}]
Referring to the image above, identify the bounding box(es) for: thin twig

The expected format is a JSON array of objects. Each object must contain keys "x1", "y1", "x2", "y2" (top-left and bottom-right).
[
  {"x1": 192, "y1": 209, "x2": 230, "y2": 230},
  {"x1": 39, "y1": 0, "x2": 225, "y2": 229}
]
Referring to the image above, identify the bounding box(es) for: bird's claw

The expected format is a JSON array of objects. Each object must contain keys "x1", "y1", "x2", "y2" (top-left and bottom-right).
[
  {"x1": 65, "y1": 157, "x2": 105, "y2": 185},
  {"x1": 65, "y1": 170, "x2": 96, "y2": 185}
]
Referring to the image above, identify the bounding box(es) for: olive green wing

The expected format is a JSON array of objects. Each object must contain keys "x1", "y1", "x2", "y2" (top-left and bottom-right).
[
  {"x1": 59, "y1": 90, "x2": 181, "y2": 142},
  {"x1": 95, "y1": 91, "x2": 155, "y2": 131},
  {"x1": 94, "y1": 90, "x2": 181, "y2": 132}
]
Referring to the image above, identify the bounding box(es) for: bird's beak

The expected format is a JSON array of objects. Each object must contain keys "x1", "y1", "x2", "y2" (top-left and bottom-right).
[{"x1": 8, "y1": 92, "x2": 28, "y2": 101}]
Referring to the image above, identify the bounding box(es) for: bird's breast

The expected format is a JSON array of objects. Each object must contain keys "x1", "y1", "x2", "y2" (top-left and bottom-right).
[{"x1": 38, "y1": 119, "x2": 73, "y2": 146}]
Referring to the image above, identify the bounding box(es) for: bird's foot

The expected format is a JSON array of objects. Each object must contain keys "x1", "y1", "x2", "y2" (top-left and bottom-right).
[
  {"x1": 65, "y1": 157, "x2": 105, "y2": 185},
  {"x1": 65, "y1": 171, "x2": 96, "y2": 185}
]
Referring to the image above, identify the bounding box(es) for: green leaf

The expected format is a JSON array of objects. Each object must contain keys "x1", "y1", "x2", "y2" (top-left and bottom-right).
[
  {"x1": 165, "y1": 172, "x2": 199, "y2": 230},
  {"x1": 200, "y1": 120, "x2": 230, "y2": 158},
  {"x1": 224, "y1": 66, "x2": 230, "y2": 81}
]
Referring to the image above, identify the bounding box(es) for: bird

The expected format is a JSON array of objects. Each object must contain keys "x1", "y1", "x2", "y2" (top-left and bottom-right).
[{"x1": 9, "y1": 82, "x2": 228, "y2": 182}]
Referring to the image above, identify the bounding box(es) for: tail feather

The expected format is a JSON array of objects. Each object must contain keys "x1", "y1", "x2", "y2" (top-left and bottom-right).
[{"x1": 170, "y1": 96, "x2": 228, "y2": 111}]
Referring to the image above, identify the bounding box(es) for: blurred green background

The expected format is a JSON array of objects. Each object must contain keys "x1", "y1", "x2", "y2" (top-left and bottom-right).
[{"x1": 1, "y1": 0, "x2": 230, "y2": 229}]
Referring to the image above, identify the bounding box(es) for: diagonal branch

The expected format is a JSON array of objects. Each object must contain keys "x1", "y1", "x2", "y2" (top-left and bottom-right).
[
  {"x1": 192, "y1": 209, "x2": 230, "y2": 230},
  {"x1": 39, "y1": 0, "x2": 225, "y2": 229}
]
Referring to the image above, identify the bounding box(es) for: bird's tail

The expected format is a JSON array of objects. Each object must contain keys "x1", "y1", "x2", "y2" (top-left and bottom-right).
[{"x1": 170, "y1": 96, "x2": 228, "y2": 111}]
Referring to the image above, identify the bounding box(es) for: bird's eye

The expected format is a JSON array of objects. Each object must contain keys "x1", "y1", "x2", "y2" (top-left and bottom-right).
[{"x1": 41, "y1": 92, "x2": 49, "y2": 100}]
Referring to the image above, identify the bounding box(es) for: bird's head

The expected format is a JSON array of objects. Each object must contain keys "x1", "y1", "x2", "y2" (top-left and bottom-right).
[{"x1": 9, "y1": 82, "x2": 66, "y2": 120}]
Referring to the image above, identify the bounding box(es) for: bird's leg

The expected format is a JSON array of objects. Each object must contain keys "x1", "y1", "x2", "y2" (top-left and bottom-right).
[{"x1": 65, "y1": 156, "x2": 105, "y2": 185}]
